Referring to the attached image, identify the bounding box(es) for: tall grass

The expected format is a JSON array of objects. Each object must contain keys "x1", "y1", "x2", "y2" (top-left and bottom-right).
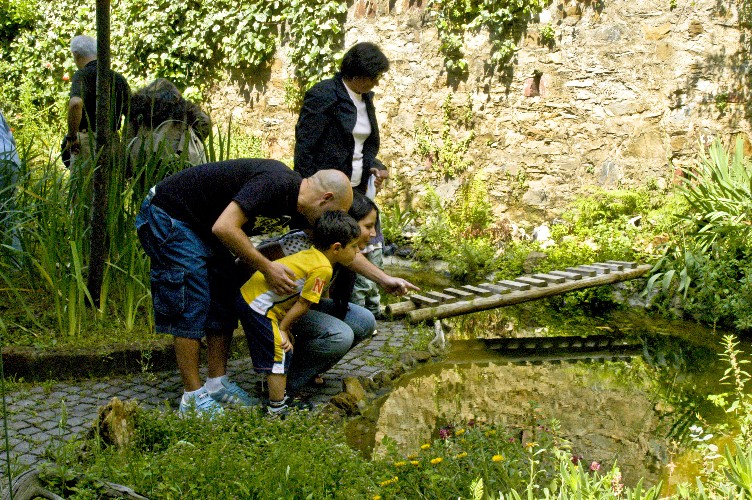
[{"x1": 1, "y1": 116, "x2": 247, "y2": 348}]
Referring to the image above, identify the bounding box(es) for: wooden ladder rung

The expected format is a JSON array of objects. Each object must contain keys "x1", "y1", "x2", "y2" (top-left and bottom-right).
[
  {"x1": 461, "y1": 285, "x2": 496, "y2": 296},
  {"x1": 444, "y1": 287, "x2": 475, "y2": 299},
  {"x1": 606, "y1": 260, "x2": 637, "y2": 269},
  {"x1": 498, "y1": 280, "x2": 531, "y2": 291},
  {"x1": 532, "y1": 273, "x2": 566, "y2": 284},
  {"x1": 516, "y1": 276, "x2": 548, "y2": 287},
  {"x1": 424, "y1": 291, "x2": 457, "y2": 302},
  {"x1": 568, "y1": 265, "x2": 607, "y2": 275},
  {"x1": 548, "y1": 270, "x2": 583, "y2": 280},
  {"x1": 477, "y1": 283, "x2": 510, "y2": 294},
  {"x1": 593, "y1": 262, "x2": 623, "y2": 271},
  {"x1": 409, "y1": 294, "x2": 440, "y2": 307}
]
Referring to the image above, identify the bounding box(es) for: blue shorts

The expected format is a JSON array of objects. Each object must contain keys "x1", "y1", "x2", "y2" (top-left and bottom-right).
[
  {"x1": 135, "y1": 190, "x2": 239, "y2": 338},
  {"x1": 235, "y1": 295, "x2": 292, "y2": 375}
]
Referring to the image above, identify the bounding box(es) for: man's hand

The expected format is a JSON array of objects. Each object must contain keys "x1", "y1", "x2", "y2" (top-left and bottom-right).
[
  {"x1": 279, "y1": 329, "x2": 293, "y2": 352},
  {"x1": 263, "y1": 261, "x2": 297, "y2": 295},
  {"x1": 67, "y1": 134, "x2": 80, "y2": 155},
  {"x1": 370, "y1": 168, "x2": 389, "y2": 192},
  {"x1": 381, "y1": 276, "x2": 419, "y2": 296}
]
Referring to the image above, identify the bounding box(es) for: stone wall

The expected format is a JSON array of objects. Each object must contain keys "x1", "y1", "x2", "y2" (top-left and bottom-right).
[{"x1": 206, "y1": 0, "x2": 751, "y2": 230}]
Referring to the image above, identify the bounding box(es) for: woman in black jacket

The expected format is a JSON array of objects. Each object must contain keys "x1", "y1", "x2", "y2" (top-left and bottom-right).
[{"x1": 294, "y1": 42, "x2": 390, "y2": 317}]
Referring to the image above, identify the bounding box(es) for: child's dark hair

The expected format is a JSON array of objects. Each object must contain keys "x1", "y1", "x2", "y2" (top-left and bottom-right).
[
  {"x1": 349, "y1": 190, "x2": 378, "y2": 222},
  {"x1": 312, "y1": 211, "x2": 361, "y2": 251}
]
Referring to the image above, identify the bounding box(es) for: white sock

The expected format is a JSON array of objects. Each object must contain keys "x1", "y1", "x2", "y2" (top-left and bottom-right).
[
  {"x1": 182, "y1": 387, "x2": 204, "y2": 404},
  {"x1": 204, "y1": 376, "x2": 225, "y2": 393}
]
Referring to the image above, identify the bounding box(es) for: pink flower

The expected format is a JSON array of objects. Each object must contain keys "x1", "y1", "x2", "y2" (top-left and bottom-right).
[
  {"x1": 44, "y1": 62, "x2": 52, "y2": 69},
  {"x1": 589, "y1": 461, "x2": 601, "y2": 472},
  {"x1": 439, "y1": 428, "x2": 451, "y2": 439},
  {"x1": 62, "y1": 73, "x2": 70, "y2": 82}
]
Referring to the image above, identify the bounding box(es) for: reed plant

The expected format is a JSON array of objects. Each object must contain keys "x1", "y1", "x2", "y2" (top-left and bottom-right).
[{"x1": 1, "y1": 116, "x2": 245, "y2": 349}]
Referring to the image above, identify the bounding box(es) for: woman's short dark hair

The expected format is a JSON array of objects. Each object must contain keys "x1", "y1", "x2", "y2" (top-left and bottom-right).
[
  {"x1": 349, "y1": 190, "x2": 378, "y2": 222},
  {"x1": 340, "y1": 42, "x2": 389, "y2": 80}
]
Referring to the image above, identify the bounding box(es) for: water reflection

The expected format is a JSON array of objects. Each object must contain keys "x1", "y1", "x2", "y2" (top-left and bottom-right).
[{"x1": 348, "y1": 312, "x2": 732, "y2": 489}]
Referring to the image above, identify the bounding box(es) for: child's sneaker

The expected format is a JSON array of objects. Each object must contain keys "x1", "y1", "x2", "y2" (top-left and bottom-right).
[
  {"x1": 266, "y1": 396, "x2": 313, "y2": 419},
  {"x1": 179, "y1": 388, "x2": 224, "y2": 418},
  {"x1": 208, "y1": 376, "x2": 258, "y2": 406}
]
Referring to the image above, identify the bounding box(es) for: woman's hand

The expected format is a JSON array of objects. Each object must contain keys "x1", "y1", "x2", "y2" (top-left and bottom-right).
[
  {"x1": 370, "y1": 168, "x2": 389, "y2": 192},
  {"x1": 382, "y1": 276, "x2": 419, "y2": 296}
]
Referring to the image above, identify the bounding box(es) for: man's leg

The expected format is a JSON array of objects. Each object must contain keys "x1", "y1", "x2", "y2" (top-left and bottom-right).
[
  {"x1": 206, "y1": 328, "x2": 233, "y2": 379},
  {"x1": 174, "y1": 336, "x2": 202, "y2": 391}
]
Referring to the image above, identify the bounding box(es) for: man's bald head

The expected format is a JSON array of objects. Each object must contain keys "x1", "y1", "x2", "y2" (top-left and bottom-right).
[{"x1": 298, "y1": 170, "x2": 353, "y2": 223}]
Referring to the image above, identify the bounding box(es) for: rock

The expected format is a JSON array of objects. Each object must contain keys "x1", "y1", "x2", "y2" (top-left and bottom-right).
[
  {"x1": 343, "y1": 377, "x2": 366, "y2": 401},
  {"x1": 89, "y1": 397, "x2": 139, "y2": 449},
  {"x1": 372, "y1": 370, "x2": 393, "y2": 387},
  {"x1": 328, "y1": 392, "x2": 361, "y2": 415},
  {"x1": 523, "y1": 251, "x2": 548, "y2": 273}
]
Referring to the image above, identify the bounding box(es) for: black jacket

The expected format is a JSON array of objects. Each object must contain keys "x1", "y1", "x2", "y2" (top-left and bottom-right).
[{"x1": 294, "y1": 73, "x2": 385, "y2": 192}]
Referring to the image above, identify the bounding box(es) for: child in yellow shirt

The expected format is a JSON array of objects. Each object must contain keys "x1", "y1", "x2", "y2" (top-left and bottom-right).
[{"x1": 237, "y1": 211, "x2": 362, "y2": 416}]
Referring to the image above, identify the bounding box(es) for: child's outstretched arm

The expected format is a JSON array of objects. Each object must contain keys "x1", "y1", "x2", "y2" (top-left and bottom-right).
[{"x1": 278, "y1": 297, "x2": 313, "y2": 351}]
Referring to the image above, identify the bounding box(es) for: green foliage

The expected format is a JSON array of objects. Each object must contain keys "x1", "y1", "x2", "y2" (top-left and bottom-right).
[
  {"x1": 426, "y1": 0, "x2": 547, "y2": 76},
  {"x1": 415, "y1": 94, "x2": 474, "y2": 180},
  {"x1": 412, "y1": 174, "x2": 501, "y2": 281},
  {"x1": 539, "y1": 23, "x2": 556, "y2": 47},
  {"x1": 648, "y1": 137, "x2": 752, "y2": 330},
  {"x1": 0, "y1": 0, "x2": 37, "y2": 54},
  {"x1": 285, "y1": 0, "x2": 348, "y2": 97},
  {"x1": 0, "y1": 0, "x2": 348, "y2": 120}
]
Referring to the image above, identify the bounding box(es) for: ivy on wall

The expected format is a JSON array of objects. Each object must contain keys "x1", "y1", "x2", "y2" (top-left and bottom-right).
[
  {"x1": 426, "y1": 0, "x2": 548, "y2": 77},
  {"x1": 1, "y1": 0, "x2": 347, "y2": 120}
]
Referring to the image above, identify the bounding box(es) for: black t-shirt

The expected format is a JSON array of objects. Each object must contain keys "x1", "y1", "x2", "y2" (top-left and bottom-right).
[
  {"x1": 151, "y1": 158, "x2": 308, "y2": 245},
  {"x1": 69, "y1": 60, "x2": 131, "y2": 132}
]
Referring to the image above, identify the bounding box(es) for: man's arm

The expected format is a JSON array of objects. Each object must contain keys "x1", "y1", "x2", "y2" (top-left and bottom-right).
[
  {"x1": 347, "y1": 253, "x2": 419, "y2": 296},
  {"x1": 212, "y1": 201, "x2": 297, "y2": 295},
  {"x1": 66, "y1": 97, "x2": 83, "y2": 153}
]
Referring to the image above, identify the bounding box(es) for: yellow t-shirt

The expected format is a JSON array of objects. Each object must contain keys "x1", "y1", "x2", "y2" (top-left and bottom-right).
[{"x1": 240, "y1": 247, "x2": 332, "y2": 321}]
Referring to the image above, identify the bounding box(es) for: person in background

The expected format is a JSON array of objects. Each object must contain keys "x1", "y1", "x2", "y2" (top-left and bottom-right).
[
  {"x1": 294, "y1": 41, "x2": 390, "y2": 318},
  {"x1": 237, "y1": 211, "x2": 362, "y2": 417},
  {"x1": 126, "y1": 78, "x2": 211, "y2": 171},
  {"x1": 0, "y1": 109, "x2": 21, "y2": 255},
  {"x1": 65, "y1": 35, "x2": 131, "y2": 169}
]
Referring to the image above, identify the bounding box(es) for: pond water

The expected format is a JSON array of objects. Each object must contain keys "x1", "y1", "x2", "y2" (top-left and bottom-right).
[{"x1": 348, "y1": 263, "x2": 749, "y2": 491}]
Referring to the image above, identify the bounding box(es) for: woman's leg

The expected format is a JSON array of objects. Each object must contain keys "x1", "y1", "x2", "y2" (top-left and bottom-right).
[{"x1": 286, "y1": 300, "x2": 375, "y2": 393}]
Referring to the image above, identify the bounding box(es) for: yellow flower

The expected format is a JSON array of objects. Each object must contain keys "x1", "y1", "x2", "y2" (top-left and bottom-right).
[
  {"x1": 394, "y1": 461, "x2": 407, "y2": 467},
  {"x1": 407, "y1": 453, "x2": 418, "y2": 460},
  {"x1": 373, "y1": 496, "x2": 382, "y2": 500},
  {"x1": 421, "y1": 443, "x2": 431, "y2": 450},
  {"x1": 411, "y1": 460, "x2": 420, "y2": 465},
  {"x1": 455, "y1": 452, "x2": 468, "y2": 459},
  {"x1": 430, "y1": 457, "x2": 443, "y2": 465},
  {"x1": 492, "y1": 454, "x2": 504, "y2": 462},
  {"x1": 525, "y1": 442, "x2": 538, "y2": 450},
  {"x1": 455, "y1": 428, "x2": 466, "y2": 436},
  {"x1": 485, "y1": 430, "x2": 497, "y2": 437},
  {"x1": 379, "y1": 476, "x2": 399, "y2": 487}
]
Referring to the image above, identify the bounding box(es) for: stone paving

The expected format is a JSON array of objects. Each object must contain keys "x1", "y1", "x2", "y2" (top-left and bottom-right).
[{"x1": 1, "y1": 320, "x2": 417, "y2": 485}]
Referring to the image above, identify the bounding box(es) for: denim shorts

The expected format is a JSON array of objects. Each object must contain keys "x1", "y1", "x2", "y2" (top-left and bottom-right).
[{"x1": 136, "y1": 191, "x2": 239, "y2": 338}]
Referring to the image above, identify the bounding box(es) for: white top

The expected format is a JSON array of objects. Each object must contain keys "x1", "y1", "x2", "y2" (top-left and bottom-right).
[{"x1": 343, "y1": 81, "x2": 371, "y2": 187}]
